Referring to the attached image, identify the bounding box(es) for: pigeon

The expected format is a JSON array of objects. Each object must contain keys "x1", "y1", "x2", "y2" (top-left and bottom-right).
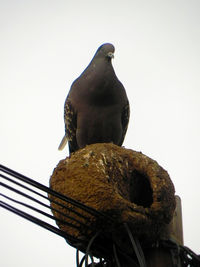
[{"x1": 58, "y1": 43, "x2": 130, "y2": 154}]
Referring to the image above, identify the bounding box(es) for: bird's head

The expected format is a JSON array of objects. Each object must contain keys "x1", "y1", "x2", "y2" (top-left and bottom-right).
[{"x1": 96, "y1": 43, "x2": 115, "y2": 61}]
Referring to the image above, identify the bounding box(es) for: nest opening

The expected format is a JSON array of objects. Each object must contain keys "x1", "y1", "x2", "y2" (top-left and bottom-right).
[{"x1": 129, "y1": 170, "x2": 153, "y2": 208}]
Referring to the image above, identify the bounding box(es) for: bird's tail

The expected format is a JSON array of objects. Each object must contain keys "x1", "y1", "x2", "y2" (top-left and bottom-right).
[{"x1": 58, "y1": 135, "x2": 68, "y2": 150}]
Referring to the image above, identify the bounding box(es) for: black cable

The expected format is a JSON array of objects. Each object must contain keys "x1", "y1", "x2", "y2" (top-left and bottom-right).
[
  {"x1": 0, "y1": 164, "x2": 114, "y2": 222},
  {"x1": 85, "y1": 232, "x2": 100, "y2": 267},
  {"x1": 124, "y1": 223, "x2": 146, "y2": 267},
  {"x1": 0, "y1": 200, "x2": 78, "y2": 242},
  {"x1": 0, "y1": 193, "x2": 82, "y2": 230},
  {"x1": 0, "y1": 181, "x2": 94, "y2": 229},
  {"x1": 113, "y1": 243, "x2": 122, "y2": 267},
  {"x1": 1, "y1": 173, "x2": 90, "y2": 221}
]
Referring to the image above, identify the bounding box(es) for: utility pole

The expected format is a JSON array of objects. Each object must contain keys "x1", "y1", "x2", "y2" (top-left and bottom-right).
[{"x1": 145, "y1": 196, "x2": 183, "y2": 266}]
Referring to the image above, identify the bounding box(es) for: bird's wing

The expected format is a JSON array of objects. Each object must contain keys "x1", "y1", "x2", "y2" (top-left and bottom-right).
[
  {"x1": 58, "y1": 97, "x2": 77, "y2": 152},
  {"x1": 119, "y1": 101, "x2": 130, "y2": 146},
  {"x1": 64, "y1": 97, "x2": 78, "y2": 153}
]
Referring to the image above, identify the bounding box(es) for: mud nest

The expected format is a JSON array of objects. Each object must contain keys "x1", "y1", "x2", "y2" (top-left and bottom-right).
[{"x1": 49, "y1": 143, "x2": 175, "y2": 258}]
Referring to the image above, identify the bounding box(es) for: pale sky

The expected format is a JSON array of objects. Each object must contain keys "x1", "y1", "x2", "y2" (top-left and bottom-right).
[{"x1": 1, "y1": 1, "x2": 200, "y2": 266}]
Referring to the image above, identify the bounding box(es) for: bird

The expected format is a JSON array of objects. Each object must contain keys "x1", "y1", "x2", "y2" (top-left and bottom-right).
[{"x1": 58, "y1": 43, "x2": 130, "y2": 154}]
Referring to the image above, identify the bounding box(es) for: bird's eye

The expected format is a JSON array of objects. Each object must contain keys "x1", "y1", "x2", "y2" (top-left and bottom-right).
[{"x1": 107, "y1": 52, "x2": 114, "y2": 59}]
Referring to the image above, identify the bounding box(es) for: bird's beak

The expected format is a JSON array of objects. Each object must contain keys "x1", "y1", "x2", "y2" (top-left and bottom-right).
[{"x1": 107, "y1": 52, "x2": 114, "y2": 59}]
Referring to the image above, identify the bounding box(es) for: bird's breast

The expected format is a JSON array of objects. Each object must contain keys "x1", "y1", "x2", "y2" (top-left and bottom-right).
[{"x1": 76, "y1": 105, "x2": 123, "y2": 149}]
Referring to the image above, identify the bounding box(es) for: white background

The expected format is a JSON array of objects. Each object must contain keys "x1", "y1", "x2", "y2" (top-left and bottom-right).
[{"x1": 1, "y1": 1, "x2": 199, "y2": 266}]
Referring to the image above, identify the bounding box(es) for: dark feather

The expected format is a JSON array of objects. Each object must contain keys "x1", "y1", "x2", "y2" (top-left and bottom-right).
[{"x1": 58, "y1": 43, "x2": 130, "y2": 154}]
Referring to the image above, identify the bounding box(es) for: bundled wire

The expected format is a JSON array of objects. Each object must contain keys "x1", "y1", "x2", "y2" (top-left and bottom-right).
[
  {"x1": 0, "y1": 164, "x2": 145, "y2": 266},
  {"x1": 1, "y1": 164, "x2": 200, "y2": 267},
  {"x1": 0, "y1": 164, "x2": 113, "y2": 243}
]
